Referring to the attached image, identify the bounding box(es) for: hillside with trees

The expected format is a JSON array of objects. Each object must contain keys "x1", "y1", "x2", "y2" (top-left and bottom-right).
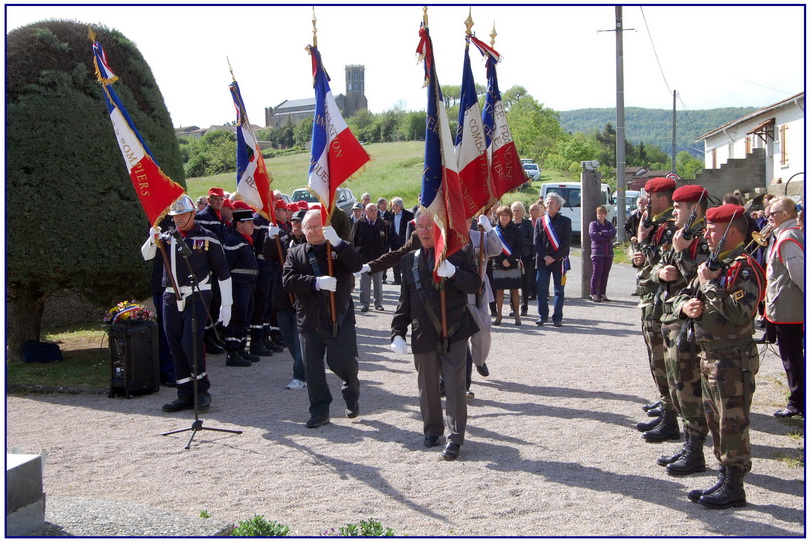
[{"x1": 558, "y1": 106, "x2": 758, "y2": 158}]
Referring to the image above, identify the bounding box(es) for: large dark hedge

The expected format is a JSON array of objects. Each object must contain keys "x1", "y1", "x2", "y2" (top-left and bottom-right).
[{"x1": 6, "y1": 20, "x2": 185, "y2": 353}]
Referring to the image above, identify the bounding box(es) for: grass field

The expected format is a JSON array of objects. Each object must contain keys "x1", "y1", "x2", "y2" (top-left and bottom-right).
[{"x1": 186, "y1": 141, "x2": 576, "y2": 210}]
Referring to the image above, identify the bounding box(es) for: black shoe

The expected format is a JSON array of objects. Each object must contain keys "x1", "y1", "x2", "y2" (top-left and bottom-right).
[
  {"x1": 249, "y1": 344, "x2": 275, "y2": 357},
  {"x1": 442, "y1": 442, "x2": 460, "y2": 461},
  {"x1": 698, "y1": 465, "x2": 747, "y2": 509},
  {"x1": 646, "y1": 406, "x2": 664, "y2": 417},
  {"x1": 535, "y1": 319, "x2": 546, "y2": 327},
  {"x1": 226, "y1": 352, "x2": 252, "y2": 367},
  {"x1": 375, "y1": 305, "x2": 384, "y2": 311},
  {"x1": 657, "y1": 435, "x2": 689, "y2": 467},
  {"x1": 197, "y1": 392, "x2": 212, "y2": 410},
  {"x1": 424, "y1": 435, "x2": 440, "y2": 448},
  {"x1": 643, "y1": 410, "x2": 680, "y2": 442},
  {"x1": 392, "y1": 280, "x2": 401, "y2": 285},
  {"x1": 666, "y1": 436, "x2": 706, "y2": 475},
  {"x1": 636, "y1": 415, "x2": 662, "y2": 432},
  {"x1": 345, "y1": 402, "x2": 360, "y2": 419},
  {"x1": 204, "y1": 336, "x2": 225, "y2": 355},
  {"x1": 466, "y1": 390, "x2": 475, "y2": 400},
  {"x1": 688, "y1": 466, "x2": 726, "y2": 502},
  {"x1": 239, "y1": 349, "x2": 261, "y2": 362},
  {"x1": 552, "y1": 321, "x2": 562, "y2": 328},
  {"x1": 263, "y1": 338, "x2": 284, "y2": 353},
  {"x1": 361, "y1": 306, "x2": 369, "y2": 312},
  {"x1": 270, "y1": 333, "x2": 286, "y2": 348},
  {"x1": 162, "y1": 396, "x2": 195, "y2": 413},
  {"x1": 306, "y1": 414, "x2": 331, "y2": 428},
  {"x1": 509, "y1": 310, "x2": 515, "y2": 317},
  {"x1": 476, "y1": 363, "x2": 490, "y2": 377},
  {"x1": 600, "y1": 295, "x2": 611, "y2": 302},
  {"x1": 774, "y1": 408, "x2": 802, "y2": 418},
  {"x1": 520, "y1": 308, "x2": 528, "y2": 316},
  {"x1": 642, "y1": 400, "x2": 662, "y2": 412}
]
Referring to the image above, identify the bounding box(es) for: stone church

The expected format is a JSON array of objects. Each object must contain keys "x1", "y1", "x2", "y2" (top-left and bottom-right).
[{"x1": 264, "y1": 65, "x2": 368, "y2": 129}]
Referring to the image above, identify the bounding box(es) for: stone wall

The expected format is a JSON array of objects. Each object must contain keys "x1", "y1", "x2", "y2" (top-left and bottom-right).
[{"x1": 693, "y1": 148, "x2": 766, "y2": 200}]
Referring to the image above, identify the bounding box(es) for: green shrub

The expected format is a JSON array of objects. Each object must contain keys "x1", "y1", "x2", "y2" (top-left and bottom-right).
[
  {"x1": 337, "y1": 518, "x2": 396, "y2": 537},
  {"x1": 230, "y1": 515, "x2": 290, "y2": 537}
]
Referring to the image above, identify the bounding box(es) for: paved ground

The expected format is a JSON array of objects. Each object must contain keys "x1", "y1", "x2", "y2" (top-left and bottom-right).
[{"x1": 5, "y1": 256, "x2": 805, "y2": 537}]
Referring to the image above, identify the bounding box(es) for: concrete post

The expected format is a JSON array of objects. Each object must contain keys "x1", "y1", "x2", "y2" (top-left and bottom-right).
[{"x1": 580, "y1": 169, "x2": 602, "y2": 298}]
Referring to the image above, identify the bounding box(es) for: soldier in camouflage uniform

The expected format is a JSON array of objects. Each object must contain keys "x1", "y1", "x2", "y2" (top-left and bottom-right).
[
  {"x1": 672, "y1": 204, "x2": 765, "y2": 509},
  {"x1": 631, "y1": 177, "x2": 679, "y2": 439},
  {"x1": 652, "y1": 186, "x2": 712, "y2": 472}
]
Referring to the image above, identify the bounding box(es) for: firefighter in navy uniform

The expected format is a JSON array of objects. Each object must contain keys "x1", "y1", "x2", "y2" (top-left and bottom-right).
[
  {"x1": 249, "y1": 199, "x2": 287, "y2": 356},
  {"x1": 223, "y1": 208, "x2": 267, "y2": 366},
  {"x1": 141, "y1": 194, "x2": 232, "y2": 412},
  {"x1": 195, "y1": 187, "x2": 229, "y2": 354}
]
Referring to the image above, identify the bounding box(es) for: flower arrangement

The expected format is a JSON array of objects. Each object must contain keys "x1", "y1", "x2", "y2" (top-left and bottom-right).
[{"x1": 102, "y1": 300, "x2": 156, "y2": 325}]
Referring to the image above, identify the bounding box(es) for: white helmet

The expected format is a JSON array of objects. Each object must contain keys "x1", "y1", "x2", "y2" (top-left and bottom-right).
[{"x1": 168, "y1": 194, "x2": 195, "y2": 216}]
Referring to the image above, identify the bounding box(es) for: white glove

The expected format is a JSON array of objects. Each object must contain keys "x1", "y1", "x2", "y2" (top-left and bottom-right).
[
  {"x1": 323, "y1": 225, "x2": 342, "y2": 247},
  {"x1": 477, "y1": 215, "x2": 494, "y2": 233},
  {"x1": 436, "y1": 260, "x2": 456, "y2": 278},
  {"x1": 315, "y1": 276, "x2": 337, "y2": 292},
  {"x1": 218, "y1": 304, "x2": 232, "y2": 328},
  {"x1": 354, "y1": 263, "x2": 371, "y2": 278},
  {"x1": 219, "y1": 277, "x2": 233, "y2": 307},
  {"x1": 267, "y1": 225, "x2": 281, "y2": 240},
  {"x1": 140, "y1": 226, "x2": 161, "y2": 260},
  {"x1": 390, "y1": 336, "x2": 407, "y2": 354}
]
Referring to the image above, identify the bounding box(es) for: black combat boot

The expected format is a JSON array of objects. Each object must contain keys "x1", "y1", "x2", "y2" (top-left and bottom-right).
[
  {"x1": 226, "y1": 349, "x2": 252, "y2": 367},
  {"x1": 666, "y1": 434, "x2": 706, "y2": 475},
  {"x1": 270, "y1": 330, "x2": 286, "y2": 349},
  {"x1": 262, "y1": 330, "x2": 284, "y2": 353},
  {"x1": 642, "y1": 399, "x2": 662, "y2": 412},
  {"x1": 657, "y1": 433, "x2": 689, "y2": 466},
  {"x1": 688, "y1": 466, "x2": 726, "y2": 502},
  {"x1": 239, "y1": 346, "x2": 261, "y2": 362},
  {"x1": 636, "y1": 415, "x2": 662, "y2": 432},
  {"x1": 646, "y1": 406, "x2": 664, "y2": 417},
  {"x1": 698, "y1": 465, "x2": 747, "y2": 508},
  {"x1": 642, "y1": 409, "x2": 680, "y2": 442},
  {"x1": 249, "y1": 332, "x2": 274, "y2": 357}
]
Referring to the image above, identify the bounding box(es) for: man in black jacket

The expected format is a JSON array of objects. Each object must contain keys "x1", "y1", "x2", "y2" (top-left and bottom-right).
[
  {"x1": 352, "y1": 203, "x2": 388, "y2": 311},
  {"x1": 388, "y1": 197, "x2": 414, "y2": 285},
  {"x1": 282, "y1": 209, "x2": 363, "y2": 428},
  {"x1": 390, "y1": 212, "x2": 481, "y2": 461},
  {"x1": 534, "y1": 192, "x2": 573, "y2": 327}
]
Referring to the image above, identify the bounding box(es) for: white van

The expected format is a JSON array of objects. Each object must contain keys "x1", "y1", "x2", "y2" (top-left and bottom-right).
[{"x1": 539, "y1": 182, "x2": 615, "y2": 235}]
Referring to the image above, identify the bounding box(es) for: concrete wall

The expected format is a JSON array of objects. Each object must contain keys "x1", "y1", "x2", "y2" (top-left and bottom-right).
[{"x1": 693, "y1": 148, "x2": 767, "y2": 201}]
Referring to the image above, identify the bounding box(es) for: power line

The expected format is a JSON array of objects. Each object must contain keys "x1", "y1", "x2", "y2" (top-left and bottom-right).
[{"x1": 639, "y1": 7, "x2": 671, "y2": 97}]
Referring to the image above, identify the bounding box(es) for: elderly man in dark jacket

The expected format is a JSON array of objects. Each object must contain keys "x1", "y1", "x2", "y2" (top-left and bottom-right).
[
  {"x1": 282, "y1": 209, "x2": 363, "y2": 428},
  {"x1": 390, "y1": 212, "x2": 481, "y2": 461},
  {"x1": 352, "y1": 203, "x2": 388, "y2": 311}
]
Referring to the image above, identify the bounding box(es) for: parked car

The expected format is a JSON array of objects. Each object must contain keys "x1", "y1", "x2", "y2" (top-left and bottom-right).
[
  {"x1": 290, "y1": 186, "x2": 357, "y2": 214},
  {"x1": 522, "y1": 163, "x2": 541, "y2": 181},
  {"x1": 520, "y1": 157, "x2": 535, "y2": 165},
  {"x1": 279, "y1": 193, "x2": 291, "y2": 204}
]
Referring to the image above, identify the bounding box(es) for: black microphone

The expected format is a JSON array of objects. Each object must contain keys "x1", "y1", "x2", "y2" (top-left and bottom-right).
[{"x1": 172, "y1": 230, "x2": 192, "y2": 257}]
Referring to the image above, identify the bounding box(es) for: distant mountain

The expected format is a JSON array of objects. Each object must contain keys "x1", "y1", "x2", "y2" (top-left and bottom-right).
[{"x1": 558, "y1": 106, "x2": 758, "y2": 158}]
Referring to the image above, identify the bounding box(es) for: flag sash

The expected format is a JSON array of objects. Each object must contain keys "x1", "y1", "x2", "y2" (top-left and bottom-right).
[
  {"x1": 542, "y1": 214, "x2": 562, "y2": 252},
  {"x1": 495, "y1": 224, "x2": 513, "y2": 256}
]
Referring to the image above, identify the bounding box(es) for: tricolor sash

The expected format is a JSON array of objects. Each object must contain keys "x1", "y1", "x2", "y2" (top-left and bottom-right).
[
  {"x1": 495, "y1": 225, "x2": 513, "y2": 256},
  {"x1": 542, "y1": 215, "x2": 561, "y2": 252}
]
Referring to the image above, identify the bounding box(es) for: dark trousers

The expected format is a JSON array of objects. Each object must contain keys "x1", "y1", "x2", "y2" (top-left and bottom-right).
[
  {"x1": 277, "y1": 307, "x2": 305, "y2": 382},
  {"x1": 299, "y1": 316, "x2": 360, "y2": 418},
  {"x1": 414, "y1": 340, "x2": 468, "y2": 445},
  {"x1": 225, "y1": 281, "x2": 255, "y2": 351},
  {"x1": 163, "y1": 290, "x2": 211, "y2": 398},
  {"x1": 522, "y1": 257, "x2": 536, "y2": 304},
  {"x1": 152, "y1": 292, "x2": 175, "y2": 383},
  {"x1": 392, "y1": 264, "x2": 402, "y2": 284},
  {"x1": 590, "y1": 256, "x2": 613, "y2": 296},
  {"x1": 775, "y1": 322, "x2": 805, "y2": 414},
  {"x1": 250, "y1": 267, "x2": 272, "y2": 337},
  {"x1": 536, "y1": 265, "x2": 565, "y2": 324}
]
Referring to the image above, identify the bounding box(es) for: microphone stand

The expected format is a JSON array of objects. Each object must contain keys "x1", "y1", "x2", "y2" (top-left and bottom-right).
[{"x1": 162, "y1": 230, "x2": 242, "y2": 449}]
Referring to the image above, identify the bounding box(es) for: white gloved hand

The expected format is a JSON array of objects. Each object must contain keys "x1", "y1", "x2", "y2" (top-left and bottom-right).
[
  {"x1": 218, "y1": 305, "x2": 232, "y2": 328},
  {"x1": 323, "y1": 225, "x2": 342, "y2": 247},
  {"x1": 390, "y1": 336, "x2": 407, "y2": 354},
  {"x1": 315, "y1": 276, "x2": 337, "y2": 292},
  {"x1": 149, "y1": 226, "x2": 162, "y2": 244},
  {"x1": 436, "y1": 259, "x2": 457, "y2": 278},
  {"x1": 477, "y1": 215, "x2": 494, "y2": 233},
  {"x1": 267, "y1": 225, "x2": 281, "y2": 240},
  {"x1": 352, "y1": 264, "x2": 370, "y2": 279},
  {"x1": 140, "y1": 226, "x2": 161, "y2": 260}
]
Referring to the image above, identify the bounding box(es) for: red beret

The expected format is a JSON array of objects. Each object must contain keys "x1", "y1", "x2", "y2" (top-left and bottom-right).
[
  {"x1": 705, "y1": 204, "x2": 745, "y2": 224},
  {"x1": 644, "y1": 177, "x2": 677, "y2": 193},
  {"x1": 208, "y1": 187, "x2": 225, "y2": 197},
  {"x1": 287, "y1": 202, "x2": 300, "y2": 212},
  {"x1": 672, "y1": 185, "x2": 708, "y2": 203},
  {"x1": 221, "y1": 198, "x2": 234, "y2": 209},
  {"x1": 274, "y1": 199, "x2": 288, "y2": 210},
  {"x1": 232, "y1": 200, "x2": 252, "y2": 211},
  {"x1": 296, "y1": 200, "x2": 310, "y2": 210}
]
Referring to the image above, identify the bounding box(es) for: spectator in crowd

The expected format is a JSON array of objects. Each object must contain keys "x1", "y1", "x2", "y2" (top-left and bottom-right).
[
  {"x1": 360, "y1": 192, "x2": 372, "y2": 213},
  {"x1": 282, "y1": 210, "x2": 362, "y2": 428},
  {"x1": 491, "y1": 205, "x2": 522, "y2": 326},
  {"x1": 512, "y1": 201, "x2": 535, "y2": 314},
  {"x1": 351, "y1": 202, "x2": 364, "y2": 224},
  {"x1": 529, "y1": 202, "x2": 545, "y2": 227},
  {"x1": 196, "y1": 196, "x2": 208, "y2": 213},
  {"x1": 388, "y1": 197, "x2": 414, "y2": 285},
  {"x1": 352, "y1": 203, "x2": 388, "y2": 312},
  {"x1": 588, "y1": 205, "x2": 617, "y2": 302},
  {"x1": 625, "y1": 195, "x2": 648, "y2": 245}
]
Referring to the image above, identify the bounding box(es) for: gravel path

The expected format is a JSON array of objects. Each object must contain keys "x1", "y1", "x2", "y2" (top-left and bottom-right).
[{"x1": 6, "y1": 257, "x2": 805, "y2": 537}]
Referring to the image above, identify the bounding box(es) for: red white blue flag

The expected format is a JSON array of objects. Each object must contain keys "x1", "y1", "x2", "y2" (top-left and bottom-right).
[
  {"x1": 92, "y1": 38, "x2": 184, "y2": 226},
  {"x1": 455, "y1": 37, "x2": 494, "y2": 219},
  {"x1": 307, "y1": 45, "x2": 370, "y2": 226},
  {"x1": 417, "y1": 22, "x2": 470, "y2": 275},
  {"x1": 230, "y1": 80, "x2": 276, "y2": 222},
  {"x1": 470, "y1": 35, "x2": 527, "y2": 199}
]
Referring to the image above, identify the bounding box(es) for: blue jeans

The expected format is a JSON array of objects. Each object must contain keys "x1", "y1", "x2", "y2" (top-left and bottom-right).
[
  {"x1": 276, "y1": 308, "x2": 305, "y2": 382},
  {"x1": 536, "y1": 266, "x2": 565, "y2": 324}
]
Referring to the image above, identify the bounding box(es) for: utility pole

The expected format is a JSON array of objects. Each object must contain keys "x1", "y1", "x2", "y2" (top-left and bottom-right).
[{"x1": 671, "y1": 89, "x2": 677, "y2": 174}]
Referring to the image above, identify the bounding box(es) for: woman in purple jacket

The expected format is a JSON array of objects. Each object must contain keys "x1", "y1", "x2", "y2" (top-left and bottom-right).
[{"x1": 588, "y1": 205, "x2": 616, "y2": 302}]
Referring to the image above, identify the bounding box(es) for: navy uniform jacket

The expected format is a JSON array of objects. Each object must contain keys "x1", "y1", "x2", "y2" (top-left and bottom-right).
[
  {"x1": 391, "y1": 244, "x2": 481, "y2": 354},
  {"x1": 224, "y1": 231, "x2": 258, "y2": 286},
  {"x1": 195, "y1": 205, "x2": 227, "y2": 243},
  {"x1": 160, "y1": 223, "x2": 229, "y2": 289},
  {"x1": 533, "y1": 213, "x2": 572, "y2": 270},
  {"x1": 282, "y1": 241, "x2": 362, "y2": 333}
]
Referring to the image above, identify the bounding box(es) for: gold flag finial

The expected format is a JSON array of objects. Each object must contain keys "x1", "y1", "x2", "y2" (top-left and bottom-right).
[
  {"x1": 312, "y1": 6, "x2": 318, "y2": 47},
  {"x1": 465, "y1": 8, "x2": 474, "y2": 36},
  {"x1": 490, "y1": 22, "x2": 497, "y2": 46},
  {"x1": 87, "y1": 26, "x2": 96, "y2": 43},
  {"x1": 423, "y1": 6, "x2": 428, "y2": 27}
]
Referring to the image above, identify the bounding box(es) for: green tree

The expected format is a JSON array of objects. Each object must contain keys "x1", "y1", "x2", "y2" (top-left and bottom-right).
[
  {"x1": 502, "y1": 86, "x2": 566, "y2": 162},
  {"x1": 396, "y1": 111, "x2": 426, "y2": 141},
  {"x1": 293, "y1": 117, "x2": 313, "y2": 146},
  {"x1": 6, "y1": 20, "x2": 185, "y2": 359},
  {"x1": 676, "y1": 150, "x2": 704, "y2": 179}
]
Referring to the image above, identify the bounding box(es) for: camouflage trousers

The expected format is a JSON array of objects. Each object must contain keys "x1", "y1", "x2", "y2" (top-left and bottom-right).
[
  {"x1": 699, "y1": 342, "x2": 759, "y2": 470},
  {"x1": 641, "y1": 310, "x2": 672, "y2": 410},
  {"x1": 662, "y1": 322, "x2": 707, "y2": 437}
]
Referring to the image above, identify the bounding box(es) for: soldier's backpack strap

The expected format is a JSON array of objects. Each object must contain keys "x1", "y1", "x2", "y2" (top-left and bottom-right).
[{"x1": 727, "y1": 254, "x2": 765, "y2": 306}]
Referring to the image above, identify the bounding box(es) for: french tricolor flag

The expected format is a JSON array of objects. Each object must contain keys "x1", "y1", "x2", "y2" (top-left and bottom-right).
[
  {"x1": 455, "y1": 37, "x2": 494, "y2": 220},
  {"x1": 92, "y1": 40, "x2": 184, "y2": 226},
  {"x1": 470, "y1": 35, "x2": 527, "y2": 199},
  {"x1": 307, "y1": 45, "x2": 370, "y2": 226}
]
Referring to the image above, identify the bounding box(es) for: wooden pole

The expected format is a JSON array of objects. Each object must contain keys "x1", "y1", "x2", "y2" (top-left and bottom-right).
[
  {"x1": 157, "y1": 237, "x2": 182, "y2": 302},
  {"x1": 326, "y1": 240, "x2": 338, "y2": 337}
]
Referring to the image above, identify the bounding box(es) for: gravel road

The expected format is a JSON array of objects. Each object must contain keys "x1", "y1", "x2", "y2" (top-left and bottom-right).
[{"x1": 6, "y1": 256, "x2": 805, "y2": 537}]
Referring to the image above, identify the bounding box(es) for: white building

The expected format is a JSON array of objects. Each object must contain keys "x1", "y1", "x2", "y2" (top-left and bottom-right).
[{"x1": 696, "y1": 92, "x2": 804, "y2": 189}]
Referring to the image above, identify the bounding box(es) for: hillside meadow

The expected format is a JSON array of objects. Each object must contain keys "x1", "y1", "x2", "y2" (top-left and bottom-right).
[{"x1": 186, "y1": 141, "x2": 574, "y2": 210}]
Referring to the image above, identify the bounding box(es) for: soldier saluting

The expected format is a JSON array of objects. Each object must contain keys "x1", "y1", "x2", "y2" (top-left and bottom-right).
[{"x1": 672, "y1": 204, "x2": 765, "y2": 509}]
